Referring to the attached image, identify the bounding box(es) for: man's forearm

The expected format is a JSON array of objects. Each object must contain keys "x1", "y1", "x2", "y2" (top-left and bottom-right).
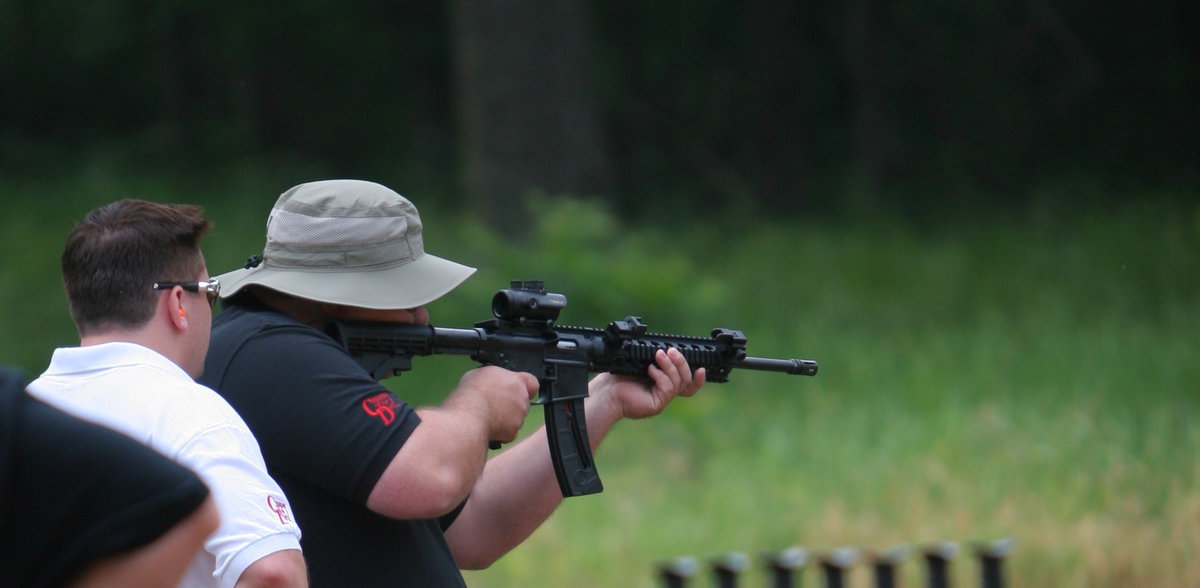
[{"x1": 443, "y1": 386, "x2": 625, "y2": 568}]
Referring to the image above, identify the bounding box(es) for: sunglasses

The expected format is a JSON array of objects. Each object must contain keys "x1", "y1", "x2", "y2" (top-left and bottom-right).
[{"x1": 152, "y1": 278, "x2": 221, "y2": 308}]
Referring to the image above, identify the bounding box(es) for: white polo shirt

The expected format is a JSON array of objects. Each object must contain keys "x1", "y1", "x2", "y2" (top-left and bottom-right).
[{"x1": 27, "y1": 342, "x2": 302, "y2": 588}]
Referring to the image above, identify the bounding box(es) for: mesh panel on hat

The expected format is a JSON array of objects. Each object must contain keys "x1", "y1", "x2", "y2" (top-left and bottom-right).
[{"x1": 267, "y1": 208, "x2": 409, "y2": 248}]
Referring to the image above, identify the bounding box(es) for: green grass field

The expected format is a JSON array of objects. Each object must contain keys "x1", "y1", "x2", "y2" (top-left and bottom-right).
[{"x1": 2, "y1": 171, "x2": 1196, "y2": 587}]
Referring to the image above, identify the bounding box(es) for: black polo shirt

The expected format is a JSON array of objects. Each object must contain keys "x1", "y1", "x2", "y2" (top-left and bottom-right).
[{"x1": 201, "y1": 295, "x2": 466, "y2": 587}]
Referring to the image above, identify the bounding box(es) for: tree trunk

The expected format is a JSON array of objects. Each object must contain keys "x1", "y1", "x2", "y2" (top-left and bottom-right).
[
  {"x1": 451, "y1": 0, "x2": 612, "y2": 233},
  {"x1": 843, "y1": 0, "x2": 900, "y2": 197}
]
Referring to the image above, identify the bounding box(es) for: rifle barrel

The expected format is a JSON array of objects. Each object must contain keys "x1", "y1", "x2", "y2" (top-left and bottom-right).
[{"x1": 737, "y1": 356, "x2": 818, "y2": 376}]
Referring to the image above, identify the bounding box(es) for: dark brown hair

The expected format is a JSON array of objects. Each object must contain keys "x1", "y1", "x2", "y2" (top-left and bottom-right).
[{"x1": 61, "y1": 199, "x2": 212, "y2": 335}]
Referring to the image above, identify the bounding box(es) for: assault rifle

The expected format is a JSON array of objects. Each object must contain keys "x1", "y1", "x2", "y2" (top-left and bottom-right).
[{"x1": 331, "y1": 281, "x2": 817, "y2": 498}]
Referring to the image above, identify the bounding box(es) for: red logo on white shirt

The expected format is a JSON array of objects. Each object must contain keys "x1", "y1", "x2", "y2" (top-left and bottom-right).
[
  {"x1": 267, "y1": 495, "x2": 292, "y2": 525},
  {"x1": 362, "y1": 392, "x2": 399, "y2": 425}
]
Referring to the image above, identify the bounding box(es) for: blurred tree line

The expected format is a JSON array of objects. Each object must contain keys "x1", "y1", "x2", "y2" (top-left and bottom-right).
[{"x1": 1, "y1": 0, "x2": 1195, "y2": 223}]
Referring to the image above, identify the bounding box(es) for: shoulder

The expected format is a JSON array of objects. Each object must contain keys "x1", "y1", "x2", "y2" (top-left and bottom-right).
[
  {"x1": 208, "y1": 304, "x2": 370, "y2": 389},
  {"x1": 26, "y1": 344, "x2": 241, "y2": 436},
  {"x1": 205, "y1": 299, "x2": 354, "y2": 391},
  {"x1": 210, "y1": 300, "x2": 349, "y2": 366},
  {"x1": 0, "y1": 375, "x2": 211, "y2": 587}
]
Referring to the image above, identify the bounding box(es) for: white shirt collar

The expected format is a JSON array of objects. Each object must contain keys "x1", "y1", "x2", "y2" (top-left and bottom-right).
[{"x1": 45, "y1": 341, "x2": 189, "y2": 380}]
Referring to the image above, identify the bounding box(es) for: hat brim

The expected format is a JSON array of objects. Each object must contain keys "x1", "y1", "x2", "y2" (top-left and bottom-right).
[{"x1": 216, "y1": 253, "x2": 476, "y2": 310}]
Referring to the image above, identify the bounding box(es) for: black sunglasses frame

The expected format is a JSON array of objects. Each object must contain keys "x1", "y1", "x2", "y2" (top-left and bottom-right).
[{"x1": 152, "y1": 279, "x2": 221, "y2": 308}]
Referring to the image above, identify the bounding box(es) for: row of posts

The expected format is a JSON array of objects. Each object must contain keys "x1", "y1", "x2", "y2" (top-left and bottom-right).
[{"x1": 657, "y1": 538, "x2": 1015, "y2": 588}]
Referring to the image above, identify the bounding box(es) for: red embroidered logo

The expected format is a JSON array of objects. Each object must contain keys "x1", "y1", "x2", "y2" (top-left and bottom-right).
[
  {"x1": 362, "y1": 392, "x2": 400, "y2": 425},
  {"x1": 267, "y1": 495, "x2": 292, "y2": 525}
]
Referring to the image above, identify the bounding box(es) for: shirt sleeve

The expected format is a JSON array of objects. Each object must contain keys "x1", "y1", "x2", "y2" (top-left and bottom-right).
[
  {"x1": 219, "y1": 323, "x2": 421, "y2": 505},
  {"x1": 0, "y1": 379, "x2": 210, "y2": 588},
  {"x1": 178, "y1": 415, "x2": 303, "y2": 588}
]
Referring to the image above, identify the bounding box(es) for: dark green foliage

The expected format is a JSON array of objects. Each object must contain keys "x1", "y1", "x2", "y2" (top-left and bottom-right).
[{"x1": 1, "y1": 1, "x2": 1194, "y2": 215}]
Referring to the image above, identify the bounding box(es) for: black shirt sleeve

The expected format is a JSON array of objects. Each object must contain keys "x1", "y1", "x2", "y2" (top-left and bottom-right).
[
  {"x1": 204, "y1": 309, "x2": 422, "y2": 505},
  {"x1": 0, "y1": 366, "x2": 210, "y2": 588}
]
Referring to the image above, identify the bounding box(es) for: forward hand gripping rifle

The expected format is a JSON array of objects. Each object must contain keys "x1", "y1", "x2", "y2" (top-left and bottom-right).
[{"x1": 331, "y1": 281, "x2": 818, "y2": 498}]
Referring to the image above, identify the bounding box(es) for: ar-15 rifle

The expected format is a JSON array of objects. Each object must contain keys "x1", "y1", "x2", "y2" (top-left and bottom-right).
[{"x1": 331, "y1": 280, "x2": 818, "y2": 498}]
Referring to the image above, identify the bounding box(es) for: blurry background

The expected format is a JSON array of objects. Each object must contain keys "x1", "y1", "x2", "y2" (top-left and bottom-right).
[{"x1": 1, "y1": 1, "x2": 1196, "y2": 586}]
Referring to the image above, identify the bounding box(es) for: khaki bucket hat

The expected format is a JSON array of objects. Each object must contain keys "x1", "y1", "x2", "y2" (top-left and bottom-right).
[{"x1": 216, "y1": 179, "x2": 476, "y2": 309}]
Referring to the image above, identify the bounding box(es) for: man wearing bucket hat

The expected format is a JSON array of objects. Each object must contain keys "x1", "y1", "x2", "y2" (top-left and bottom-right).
[
  {"x1": 201, "y1": 179, "x2": 705, "y2": 586},
  {"x1": 27, "y1": 199, "x2": 308, "y2": 587}
]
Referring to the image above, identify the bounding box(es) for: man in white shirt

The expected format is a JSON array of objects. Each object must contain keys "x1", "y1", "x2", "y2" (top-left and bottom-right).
[{"x1": 27, "y1": 199, "x2": 307, "y2": 588}]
